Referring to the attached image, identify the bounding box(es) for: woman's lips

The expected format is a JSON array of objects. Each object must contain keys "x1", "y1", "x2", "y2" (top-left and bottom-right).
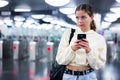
[{"x1": 78, "y1": 24, "x2": 83, "y2": 27}]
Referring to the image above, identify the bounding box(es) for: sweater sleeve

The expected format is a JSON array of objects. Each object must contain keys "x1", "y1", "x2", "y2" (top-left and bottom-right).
[
  {"x1": 56, "y1": 29, "x2": 76, "y2": 65},
  {"x1": 86, "y1": 36, "x2": 107, "y2": 70}
]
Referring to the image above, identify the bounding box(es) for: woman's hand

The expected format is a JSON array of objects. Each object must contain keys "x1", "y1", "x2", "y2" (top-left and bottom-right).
[
  {"x1": 71, "y1": 40, "x2": 81, "y2": 51},
  {"x1": 71, "y1": 39, "x2": 91, "y2": 53}
]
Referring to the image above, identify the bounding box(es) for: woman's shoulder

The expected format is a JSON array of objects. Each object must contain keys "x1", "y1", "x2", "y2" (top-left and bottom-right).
[
  {"x1": 63, "y1": 28, "x2": 73, "y2": 34},
  {"x1": 94, "y1": 32, "x2": 105, "y2": 40}
]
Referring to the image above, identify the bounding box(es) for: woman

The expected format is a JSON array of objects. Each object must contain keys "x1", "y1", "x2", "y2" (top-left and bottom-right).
[{"x1": 56, "y1": 3, "x2": 107, "y2": 80}]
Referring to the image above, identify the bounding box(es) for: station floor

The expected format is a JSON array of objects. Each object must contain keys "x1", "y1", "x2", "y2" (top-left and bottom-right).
[{"x1": 0, "y1": 59, "x2": 50, "y2": 80}]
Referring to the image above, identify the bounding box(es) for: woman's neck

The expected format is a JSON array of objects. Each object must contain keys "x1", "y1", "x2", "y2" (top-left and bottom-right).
[{"x1": 81, "y1": 28, "x2": 90, "y2": 32}]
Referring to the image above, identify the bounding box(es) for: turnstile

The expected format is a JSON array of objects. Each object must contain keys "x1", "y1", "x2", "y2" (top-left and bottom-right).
[
  {"x1": 18, "y1": 40, "x2": 29, "y2": 60},
  {"x1": 3, "y1": 39, "x2": 13, "y2": 59}
]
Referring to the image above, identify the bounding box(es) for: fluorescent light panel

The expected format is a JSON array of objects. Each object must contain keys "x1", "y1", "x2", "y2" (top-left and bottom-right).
[
  {"x1": 14, "y1": 8, "x2": 31, "y2": 12},
  {"x1": 31, "y1": 14, "x2": 45, "y2": 19},
  {"x1": 45, "y1": 0, "x2": 70, "y2": 7},
  {"x1": 110, "y1": 7, "x2": 120, "y2": 13},
  {"x1": 59, "y1": 7, "x2": 75, "y2": 14},
  {"x1": 0, "y1": 0, "x2": 9, "y2": 7},
  {"x1": 116, "y1": 0, "x2": 120, "y2": 3},
  {"x1": 14, "y1": 4, "x2": 31, "y2": 12}
]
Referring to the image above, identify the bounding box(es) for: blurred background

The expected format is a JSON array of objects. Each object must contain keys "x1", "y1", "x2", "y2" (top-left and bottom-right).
[{"x1": 0, "y1": 0, "x2": 120, "y2": 80}]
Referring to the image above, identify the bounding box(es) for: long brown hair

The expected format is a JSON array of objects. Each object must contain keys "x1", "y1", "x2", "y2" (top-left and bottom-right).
[{"x1": 75, "y1": 4, "x2": 96, "y2": 31}]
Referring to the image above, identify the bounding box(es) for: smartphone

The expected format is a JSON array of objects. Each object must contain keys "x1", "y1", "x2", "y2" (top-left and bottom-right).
[{"x1": 77, "y1": 34, "x2": 86, "y2": 39}]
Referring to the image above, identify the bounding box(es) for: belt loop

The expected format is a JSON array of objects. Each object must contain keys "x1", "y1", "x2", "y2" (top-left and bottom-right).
[
  {"x1": 83, "y1": 70, "x2": 86, "y2": 75},
  {"x1": 86, "y1": 69, "x2": 89, "y2": 74},
  {"x1": 72, "y1": 70, "x2": 74, "y2": 75}
]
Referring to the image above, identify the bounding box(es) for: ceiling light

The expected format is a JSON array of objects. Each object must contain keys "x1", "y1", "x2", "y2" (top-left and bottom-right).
[
  {"x1": 3, "y1": 17, "x2": 13, "y2": 26},
  {"x1": 104, "y1": 13, "x2": 120, "y2": 22},
  {"x1": 42, "y1": 15, "x2": 53, "y2": 22},
  {"x1": 116, "y1": 0, "x2": 120, "y2": 3},
  {"x1": 26, "y1": 17, "x2": 35, "y2": 24},
  {"x1": 45, "y1": 0, "x2": 70, "y2": 7},
  {"x1": 14, "y1": 8, "x2": 31, "y2": 12},
  {"x1": 110, "y1": 7, "x2": 120, "y2": 13},
  {"x1": 104, "y1": 16, "x2": 118, "y2": 22},
  {"x1": 0, "y1": 20, "x2": 4, "y2": 25},
  {"x1": 101, "y1": 21, "x2": 111, "y2": 29},
  {"x1": 0, "y1": 0, "x2": 9, "y2": 7},
  {"x1": 14, "y1": 16, "x2": 25, "y2": 21},
  {"x1": 15, "y1": 21, "x2": 24, "y2": 27},
  {"x1": 59, "y1": 7, "x2": 75, "y2": 14},
  {"x1": 31, "y1": 14, "x2": 45, "y2": 19},
  {"x1": 14, "y1": 4, "x2": 31, "y2": 12}
]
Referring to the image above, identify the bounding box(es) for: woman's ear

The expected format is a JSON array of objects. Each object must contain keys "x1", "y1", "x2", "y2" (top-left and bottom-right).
[{"x1": 91, "y1": 15, "x2": 94, "y2": 21}]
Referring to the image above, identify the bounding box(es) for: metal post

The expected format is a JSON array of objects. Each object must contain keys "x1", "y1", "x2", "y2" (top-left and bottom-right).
[
  {"x1": 29, "y1": 41, "x2": 36, "y2": 61},
  {"x1": 0, "y1": 40, "x2": 3, "y2": 59},
  {"x1": 13, "y1": 40, "x2": 19, "y2": 60}
]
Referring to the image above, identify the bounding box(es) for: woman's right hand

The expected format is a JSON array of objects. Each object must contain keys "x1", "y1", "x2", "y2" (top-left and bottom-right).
[{"x1": 71, "y1": 40, "x2": 82, "y2": 51}]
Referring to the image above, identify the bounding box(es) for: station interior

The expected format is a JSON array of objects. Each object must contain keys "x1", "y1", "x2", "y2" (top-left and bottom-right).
[{"x1": 0, "y1": 0, "x2": 120, "y2": 80}]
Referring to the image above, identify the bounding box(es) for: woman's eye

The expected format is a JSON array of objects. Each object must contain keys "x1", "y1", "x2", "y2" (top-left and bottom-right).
[
  {"x1": 81, "y1": 16, "x2": 87, "y2": 19},
  {"x1": 76, "y1": 17, "x2": 79, "y2": 20},
  {"x1": 75, "y1": 16, "x2": 87, "y2": 20}
]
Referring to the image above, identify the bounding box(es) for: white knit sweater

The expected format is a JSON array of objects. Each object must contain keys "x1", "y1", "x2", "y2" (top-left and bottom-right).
[{"x1": 56, "y1": 27, "x2": 107, "y2": 70}]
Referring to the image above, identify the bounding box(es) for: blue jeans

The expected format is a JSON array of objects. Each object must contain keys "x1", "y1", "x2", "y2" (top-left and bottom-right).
[{"x1": 62, "y1": 71, "x2": 97, "y2": 80}]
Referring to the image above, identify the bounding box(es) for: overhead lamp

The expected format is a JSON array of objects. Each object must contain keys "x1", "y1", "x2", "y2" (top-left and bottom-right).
[
  {"x1": 101, "y1": 21, "x2": 111, "y2": 29},
  {"x1": 104, "y1": 13, "x2": 120, "y2": 22},
  {"x1": 14, "y1": 4, "x2": 31, "y2": 12},
  {"x1": 0, "y1": 20, "x2": 4, "y2": 25},
  {"x1": 3, "y1": 17, "x2": 13, "y2": 26},
  {"x1": 26, "y1": 17, "x2": 35, "y2": 24},
  {"x1": 31, "y1": 14, "x2": 45, "y2": 19},
  {"x1": 116, "y1": 0, "x2": 120, "y2": 3},
  {"x1": 14, "y1": 8, "x2": 31, "y2": 12},
  {"x1": 42, "y1": 15, "x2": 53, "y2": 22},
  {"x1": 14, "y1": 16, "x2": 25, "y2": 21},
  {"x1": 59, "y1": 7, "x2": 75, "y2": 14},
  {"x1": 104, "y1": 16, "x2": 118, "y2": 22},
  {"x1": 0, "y1": 0, "x2": 9, "y2": 7},
  {"x1": 14, "y1": 21, "x2": 24, "y2": 27},
  {"x1": 45, "y1": 0, "x2": 70, "y2": 7},
  {"x1": 110, "y1": 7, "x2": 120, "y2": 13}
]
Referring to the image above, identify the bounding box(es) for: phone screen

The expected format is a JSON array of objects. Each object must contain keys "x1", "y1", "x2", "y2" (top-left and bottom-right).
[{"x1": 77, "y1": 34, "x2": 86, "y2": 39}]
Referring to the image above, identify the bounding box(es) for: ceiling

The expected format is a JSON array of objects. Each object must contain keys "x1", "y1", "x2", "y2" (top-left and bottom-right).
[{"x1": 0, "y1": 0, "x2": 119, "y2": 25}]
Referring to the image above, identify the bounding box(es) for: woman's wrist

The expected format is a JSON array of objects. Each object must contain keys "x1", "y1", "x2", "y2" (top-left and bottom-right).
[
  {"x1": 86, "y1": 48, "x2": 91, "y2": 53},
  {"x1": 71, "y1": 45, "x2": 77, "y2": 51}
]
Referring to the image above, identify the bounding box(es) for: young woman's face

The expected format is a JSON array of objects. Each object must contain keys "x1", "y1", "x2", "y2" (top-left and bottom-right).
[{"x1": 75, "y1": 10, "x2": 93, "y2": 32}]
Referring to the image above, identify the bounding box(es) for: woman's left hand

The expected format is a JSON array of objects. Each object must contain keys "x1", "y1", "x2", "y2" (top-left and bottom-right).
[{"x1": 78, "y1": 39, "x2": 91, "y2": 53}]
